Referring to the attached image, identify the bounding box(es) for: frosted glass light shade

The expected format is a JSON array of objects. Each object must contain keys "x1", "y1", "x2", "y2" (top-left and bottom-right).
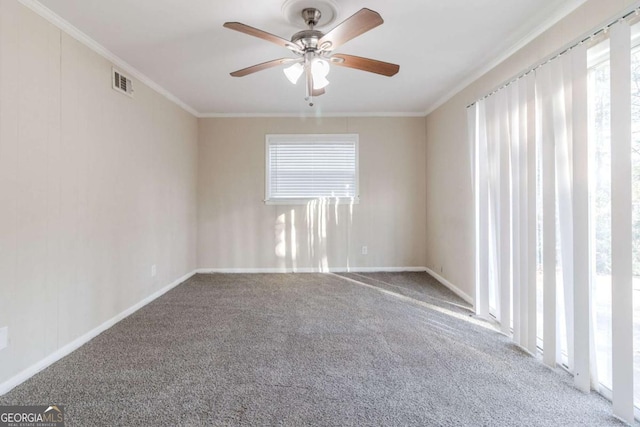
[
  {"x1": 312, "y1": 74, "x2": 330, "y2": 90},
  {"x1": 284, "y1": 63, "x2": 304, "y2": 84},
  {"x1": 311, "y1": 59, "x2": 330, "y2": 89}
]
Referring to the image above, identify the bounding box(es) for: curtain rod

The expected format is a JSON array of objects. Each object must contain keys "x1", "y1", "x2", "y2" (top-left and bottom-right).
[{"x1": 466, "y1": 3, "x2": 640, "y2": 109}]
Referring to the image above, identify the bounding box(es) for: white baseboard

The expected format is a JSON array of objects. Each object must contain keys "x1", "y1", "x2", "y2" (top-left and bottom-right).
[
  {"x1": 0, "y1": 270, "x2": 196, "y2": 396},
  {"x1": 424, "y1": 268, "x2": 475, "y2": 306},
  {"x1": 196, "y1": 267, "x2": 427, "y2": 274}
]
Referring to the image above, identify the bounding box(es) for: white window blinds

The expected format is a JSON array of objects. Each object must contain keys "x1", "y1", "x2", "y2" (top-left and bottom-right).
[{"x1": 265, "y1": 134, "x2": 359, "y2": 203}]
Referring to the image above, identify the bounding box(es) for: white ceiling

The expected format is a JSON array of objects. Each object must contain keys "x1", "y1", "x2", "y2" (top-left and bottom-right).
[{"x1": 36, "y1": 0, "x2": 585, "y2": 116}]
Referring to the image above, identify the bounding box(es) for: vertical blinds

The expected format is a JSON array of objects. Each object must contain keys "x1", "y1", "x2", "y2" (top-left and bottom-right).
[
  {"x1": 609, "y1": 21, "x2": 634, "y2": 422},
  {"x1": 266, "y1": 135, "x2": 358, "y2": 200},
  {"x1": 472, "y1": 17, "x2": 639, "y2": 424}
]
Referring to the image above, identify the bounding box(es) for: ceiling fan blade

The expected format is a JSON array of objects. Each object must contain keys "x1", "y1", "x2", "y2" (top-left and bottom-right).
[
  {"x1": 331, "y1": 54, "x2": 399, "y2": 77},
  {"x1": 311, "y1": 87, "x2": 325, "y2": 97},
  {"x1": 317, "y1": 8, "x2": 383, "y2": 51},
  {"x1": 230, "y1": 58, "x2": 300, "y2": 77},
  {"x1": 223, "y1": 22, "x2": 302, "y2": 53}
]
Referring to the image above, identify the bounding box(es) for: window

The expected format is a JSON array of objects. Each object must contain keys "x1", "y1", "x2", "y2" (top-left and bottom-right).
[{"x1": 265, "y1": 134, "x2": 359, "y2": 204}]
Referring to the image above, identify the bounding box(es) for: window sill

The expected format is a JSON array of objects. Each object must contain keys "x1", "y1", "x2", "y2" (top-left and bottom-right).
[{"x1": 264, "y1": 197, "x2": 360, "y2": 206}]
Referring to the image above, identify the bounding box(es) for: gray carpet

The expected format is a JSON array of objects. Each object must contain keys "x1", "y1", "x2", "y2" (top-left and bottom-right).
[{"x1": 0, "y1": 272, "x2": 631, "y2": 426}]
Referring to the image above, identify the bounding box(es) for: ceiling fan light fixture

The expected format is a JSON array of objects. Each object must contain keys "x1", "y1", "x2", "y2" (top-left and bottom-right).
[
  {"x1": 311, "y1": 58, "x2": 330, "y2": 89},
  {"x1": 312, "y1": 74, "x2": 330, "y2": 90},
  {"x1": 283, "y1": 62, "x2": 304, "y2": 84},
  {"x1": 311, "y1": 58, "x2": 330, "y2": 76},
  {"x1": 225, "y1": 7, "x2": 399, "y2": 105}
]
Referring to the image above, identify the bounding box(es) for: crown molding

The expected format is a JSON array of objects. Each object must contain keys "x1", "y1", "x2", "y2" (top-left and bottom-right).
[
  {"x1": 18, "y1": 0, "x2": 586, "y2": 120},
  {"x1": 14, "y1": 0, "x2": 426, "y2": 119},
  {"x1": 14, "y1": 0, "x2": 427, "y2": 120},
  {"x1": 17, "y1": 0, "x2": 200, "y2": 117},
  {"x1": 423, "y1": 0, "x2": 588, "y2": 116},
  {"x1": 199, "y1": 111, "x2": 426, "y2": 118}
]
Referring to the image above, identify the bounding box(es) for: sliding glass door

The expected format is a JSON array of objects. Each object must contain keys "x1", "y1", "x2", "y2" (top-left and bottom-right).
[{"x1": 473, "y1": 15, "x2": 640, "y2": 422}]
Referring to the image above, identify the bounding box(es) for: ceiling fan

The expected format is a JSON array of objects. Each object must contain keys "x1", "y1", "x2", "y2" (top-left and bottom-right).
[{"x1": 223, "y1": 7, "x2": 399, "y2": 106}]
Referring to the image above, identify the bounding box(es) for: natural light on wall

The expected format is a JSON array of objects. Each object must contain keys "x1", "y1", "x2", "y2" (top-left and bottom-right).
[
  {"x1": 265, "y1": 134, "x2": 360, "y2": 272},
  {"x1": 471, "y1": 8, "x2": 640, "y2": 424}
]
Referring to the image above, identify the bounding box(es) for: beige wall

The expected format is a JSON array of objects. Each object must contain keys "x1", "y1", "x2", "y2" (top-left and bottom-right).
[
  {"x1": 425, "y1": 0, "x2": 637, "y2": 299},
  {"x1": 7, "y1": 0, "x2": 621, "y2": 391},
  {"x1": 197, "y1": 117, "x2": 427, "y2": 271},
  {"x1": 0, "y1": 1, "x2": 198, "y2": 385}
]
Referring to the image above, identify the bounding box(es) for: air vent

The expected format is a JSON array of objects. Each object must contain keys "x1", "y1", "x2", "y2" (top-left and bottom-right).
[{"x1": 112, "y1": 68, "x2": 134, "y2": 97}]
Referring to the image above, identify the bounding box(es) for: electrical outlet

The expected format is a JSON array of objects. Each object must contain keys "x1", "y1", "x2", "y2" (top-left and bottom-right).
[
  {"x1": 0, "y1": 327, "x2": 8, "y2": 350},
  {"x1": 362, "y1": 246, "x2": 368, "y2": 255},
  {"x1": 151, "y1": 265, "x2": 157, "y2": 278}
]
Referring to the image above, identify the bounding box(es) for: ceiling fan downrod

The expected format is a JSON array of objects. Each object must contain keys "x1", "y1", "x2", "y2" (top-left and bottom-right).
[
  {"x1": 297, "y1": 8, "x2": 326, "y2": 106},
  {"x1": 291, "y1": 8, "x2": 325, "y2": 52}
]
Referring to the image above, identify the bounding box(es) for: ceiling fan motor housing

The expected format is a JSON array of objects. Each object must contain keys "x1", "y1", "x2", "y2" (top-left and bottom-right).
[
  {"x1": 291, "y1": 29, "x2": 324, "y2": 51},
  {"x1": 291, "y1": 8, "x2": 326, "y2": 52}
]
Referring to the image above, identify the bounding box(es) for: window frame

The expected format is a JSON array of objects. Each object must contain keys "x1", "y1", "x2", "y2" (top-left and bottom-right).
[{"x1": 264, "y1": 133, "x2": 360, "y2": 205}]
